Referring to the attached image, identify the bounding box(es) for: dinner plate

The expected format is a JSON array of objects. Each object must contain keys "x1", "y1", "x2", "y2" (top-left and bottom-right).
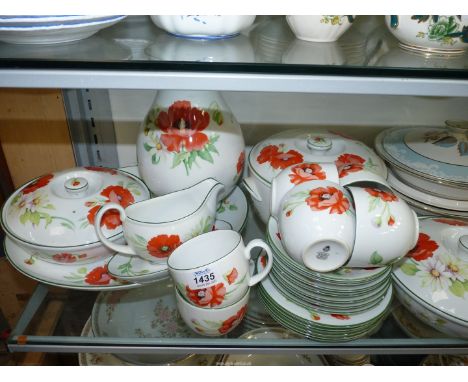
[
  {"x1": 4, "y1": 237, "x2": 139, "y2": 291},
  {"x1": 0, "y1": 15, "x2": 126, "y2": 44}
]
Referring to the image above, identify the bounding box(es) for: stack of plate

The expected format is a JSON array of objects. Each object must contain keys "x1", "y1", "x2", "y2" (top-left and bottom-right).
[
  {"x1": 375, "y1": 122, "x2": 468, "y2": 219},
  {"x1": 256, "y1": 218, "x2": 393, "y2": 342},
  {"x1": 0, "y1": 15, "x2": 126, "y2": 44}
]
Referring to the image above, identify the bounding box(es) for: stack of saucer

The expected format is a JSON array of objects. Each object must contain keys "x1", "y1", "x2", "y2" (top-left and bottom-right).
[
  {"x1": 256, "y1": 218, "x2": 393, "y2": 342},
  {"x1": 241, "y1": 286, "x2": 277, "y2": 331}
]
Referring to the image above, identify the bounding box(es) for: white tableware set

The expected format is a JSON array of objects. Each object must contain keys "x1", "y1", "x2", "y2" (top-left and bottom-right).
[
  {"x1": 375, "y1": 121, "x2": 468, "y2": 220},
  {"x1": 244, "y1": 129, "x2": 419, "y2": 271}
]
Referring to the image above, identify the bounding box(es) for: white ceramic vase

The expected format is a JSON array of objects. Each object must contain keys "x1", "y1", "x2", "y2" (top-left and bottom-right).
[{"x1": 137, "y1": 90, "x2": 245, "y2": 199}]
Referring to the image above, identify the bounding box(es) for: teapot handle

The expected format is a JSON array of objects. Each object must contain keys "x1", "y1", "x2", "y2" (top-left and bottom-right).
[{"x1": 94, "y1": 203, "x2": 137, "y2": 256}]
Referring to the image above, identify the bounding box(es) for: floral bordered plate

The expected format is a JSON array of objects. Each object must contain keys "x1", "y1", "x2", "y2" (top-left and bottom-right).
[
  {"x1": 78, "y1": 317, "x2": 217, "y2": 366},
  {"x1": 3, "y1": 237, "x2": 139, "y2": 291},
  {"x1": 392, "y1": 217, "x2": 468, "y2": 324}
]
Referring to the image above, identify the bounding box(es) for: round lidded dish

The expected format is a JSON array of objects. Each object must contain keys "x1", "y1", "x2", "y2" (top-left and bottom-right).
[
  {"x1": 1, "y1": 166, "x2": 150, "y2": 264},
  {"x1": 375, "y1": 121, "x2": 468, "y2": 201},
  {"x1": 392, "y1": 217, "x2": 468, "y2": 338},
  {"x1": 243, "y1": 129, "x2": 387, "y2": 223}
]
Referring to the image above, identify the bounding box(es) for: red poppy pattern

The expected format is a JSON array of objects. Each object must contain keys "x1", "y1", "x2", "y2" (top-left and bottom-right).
[
  {"x1": 156, "y1": 100, "x2": 210, "y2": 153},
  {"x1": 146, "y1": 234, "x2": 182, "y2": 258},
  {"x1": 289, "y1": 163, "x2": 326, "y2": 185},
  {"x1": 219, "y1": 305, "x2": 247, "y2": 334},
  {"x1": 305, "y1": 186, "x2": 351, "y2": 214},
  {"x1": 433, "y1": 218, "x2": 468, "y2": 227},
  {"x1": 331, "y1": 314, "x2": 350, "y2": 320},
  {"x1": 335, "y1": 153, "x2": 365, "y2": 178},
  {"x1": 257, "y1": 144, "x2": 304, "y2": 170},
  {"x1": 236, "y1": 151, "x2": 245, "y2": 175},
  {"x1": 225, "y1": 268, "x2": 239, "y2": 285},
  {"x1": 365, "y1": 188, "x2": 398, "y2": 202},
  {"x1": 407, "y1": 233, "x2": 439, "y2": 261},
  {"x1": 186, "y1": 283, "x2": 226, "y2": 307},
  {"x1": 86, "y1": 185, "x2": 135, "y2": 230},
  {"x1": 84, "y1": 265, "x2": 114, "y2": 285},
  {"x1": 22, "y1": 174, "x2": 54, "y2": 195},
  {"x1": 52, "y1": 253, "x2": 77, "y2": 263}
]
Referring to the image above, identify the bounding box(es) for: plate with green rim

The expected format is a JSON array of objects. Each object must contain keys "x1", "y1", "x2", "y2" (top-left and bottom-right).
[
  {"x1": 271, "y1": 253, "x2": 391, "y2": 297},
  {"x1": 267, "y1": 218, "x2": 390, "y2": 284},
  {"x1": 269, "y1": 271, "x2": 390, "y2": 315},
  {"x1": 257, "y1": 282, "x2": 391, "y2": 332},
  {"x1": 257, "y1": 264, "x2": 393, "y2": 328}
]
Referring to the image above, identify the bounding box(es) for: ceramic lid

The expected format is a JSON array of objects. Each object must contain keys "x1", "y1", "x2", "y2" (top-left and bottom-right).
[
  {"x1": 1, "y1": 167, "x2": 150, "y2": 248},
  {"x1": 248, "y1": 129, "x2": 387, "y2": 185},
  {"x1": 392, "y1": 217, "x2": 468, "y2": 324},
  {"x1": 375, "y1": 122, "x2": 468, "y2": 187}
]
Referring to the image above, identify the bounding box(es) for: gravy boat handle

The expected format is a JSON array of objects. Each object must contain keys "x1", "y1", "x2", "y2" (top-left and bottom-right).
[{"x1": 94, "y1": 203, "x2": 137, "y2": 256}]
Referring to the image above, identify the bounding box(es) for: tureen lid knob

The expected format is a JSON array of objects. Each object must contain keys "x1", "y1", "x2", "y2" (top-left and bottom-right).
[
  {"x1": 306, "y1": 135, "x2": 332, "y2": 152},
  {"x1": 64, "y1": 177, "x2": 89, "y2": 196}
]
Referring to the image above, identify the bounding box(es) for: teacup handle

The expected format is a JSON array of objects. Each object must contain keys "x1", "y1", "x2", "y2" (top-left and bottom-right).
[
  {"x1": 244, "y1": 239, "x2": 273, "y2": 287},
  {"x1": 94, "y1": 203, "x2": 137, "y2": 256}
]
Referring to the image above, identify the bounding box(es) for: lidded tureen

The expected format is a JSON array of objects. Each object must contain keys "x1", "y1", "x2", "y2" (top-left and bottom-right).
[
  {"x1": 137, "y1": 90, "x2": 245, "y2": 200},
  {"x1": 375, "y1": 121, "x2": 468, "y2": 202},
  {"x1": 1, "y1": 166, "x2": 150, "y2": 264},
  {"x1": 392, "y1": 217, "x2": 468, "y2": 338},
  {"x1": 243, "y1": 129, "x2": 387, "y2": 223}
]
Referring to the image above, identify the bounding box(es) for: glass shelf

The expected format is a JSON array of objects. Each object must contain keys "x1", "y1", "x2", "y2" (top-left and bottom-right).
[{"x1": 0, "y1": 16, "x2": 467, "y2": 94}]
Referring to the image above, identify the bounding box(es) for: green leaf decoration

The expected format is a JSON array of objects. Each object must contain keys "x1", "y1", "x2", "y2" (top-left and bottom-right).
[
  {"x1": 30, "y1": 211, "x2": 41, "y2": 226},
  {"x1": 19, "y1": 210, "x2": 30, "y2": 225},
  {"x1": 370, "y1": 251, "x2": 383, "y2": 265},
  {"x1": 400, "y1": 262, "x2": 420, "y2": 276},
  {"x1": 463, "y1": 280, "x2": 468, "y2": 292},
  {"x1": 198, "y1": 149, "x2": 214, "y2": 164},
  {"x1": 228, "y1": 204, "x2": 238, "y2": 211},
  {"x1": 144, "y1": 142, "x2": 153, "y2": 152},
  {"x1": 151, "y1": 153, "x2": 160, "y2": 164},
  {"x1": 210, "y1": 134, "x2": 220, "y2": 144},
  {"x1": 172, "y1": 152, "x2": 188, "y2": 168},
  {"x1": 217, "y1": 205, "x2": 226, "y2": 214},
  {"x1": 449, "y1": 280, "x2": 466, "y2": 298},
  {"x1": 43, "y1": 204, "x2": 55, "y2": 210},
  {"x1": 61, "y1": 222, "x2": 74, "y2": 231},
  {"x1": 212, "y1": 110, "x2": 224, "y2": 126},
  {"x1": 77, "y1": 267, "x2": 88, "y2": 275},
  {"x1": 368, "y1": 196, "x2": 380, "y2": 212}
]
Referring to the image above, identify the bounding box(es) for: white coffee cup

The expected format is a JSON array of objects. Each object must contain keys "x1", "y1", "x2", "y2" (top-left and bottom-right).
[{"x1": 168, "y1": 230, "x2": 273, "y2": 309}]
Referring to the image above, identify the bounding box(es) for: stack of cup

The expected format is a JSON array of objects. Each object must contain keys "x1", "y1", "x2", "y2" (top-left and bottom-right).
[
  {"x1": 167, "y1": 230, "x2": 274, "y2": 337},
  {"x1": 270, "y1": 161, "x2": 419, "y2": 272}
]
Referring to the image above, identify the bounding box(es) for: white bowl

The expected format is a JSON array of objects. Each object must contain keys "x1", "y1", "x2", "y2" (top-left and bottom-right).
[
  {"x1": 150, "y1": 15, "x2": 256, "y2": 40},
  {"x1": 385, "y1": 15, "x2": 468, "y2": 54},
  {"x1": 286, "y1": 15, "x2": 355, "y2": 42}
]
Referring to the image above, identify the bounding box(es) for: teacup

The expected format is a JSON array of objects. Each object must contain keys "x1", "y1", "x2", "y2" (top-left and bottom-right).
[
  {"x1": 175, "y1": 286, "x2": 250, "y2": 337},
  {"x1": 167, "y1": 230, "x2": 273, "y2": 309},
  {"x1": 278, "y1": 180, "x2": 355, "y2": 272},
  {"x1": 270, "y1": 162, "x2": 339, "y2": 218},
  {"x1": 346, "y1": 184, "x2": 419, "y2": 267}
]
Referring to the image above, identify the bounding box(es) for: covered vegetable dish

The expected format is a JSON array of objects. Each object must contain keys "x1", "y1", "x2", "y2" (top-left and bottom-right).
[{"x1": 1, "y1": 167, "x2": 150, "y2": 264}]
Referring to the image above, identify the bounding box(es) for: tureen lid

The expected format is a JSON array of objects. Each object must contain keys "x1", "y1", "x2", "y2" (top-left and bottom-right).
[
  {"x1": 375, "y1": 122, "x2": 468, "y2": 187},
  {"x1": 392, "y1": 217, "x2": 468, "y2": 323},
  {"x1": 248, "y1": 129, "x2": 387, "y2": 185},
  {"x1": 1, "y1": 167, "x2": 150, "y2": 248}
]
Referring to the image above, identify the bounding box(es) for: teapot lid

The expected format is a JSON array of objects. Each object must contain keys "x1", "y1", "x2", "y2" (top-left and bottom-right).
[
  {"x1": 1, "y1": 167, "x2": 150, "y2": 248},
  {"x1": 375, "y1": 122, "x2": 468, "y2": 187},
  {"x1": 392, "y1": 217, "x2": 468, "y2": 323},
  {"x1": 248, "y1": 129, "x2": 387, "y2": 185}
]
